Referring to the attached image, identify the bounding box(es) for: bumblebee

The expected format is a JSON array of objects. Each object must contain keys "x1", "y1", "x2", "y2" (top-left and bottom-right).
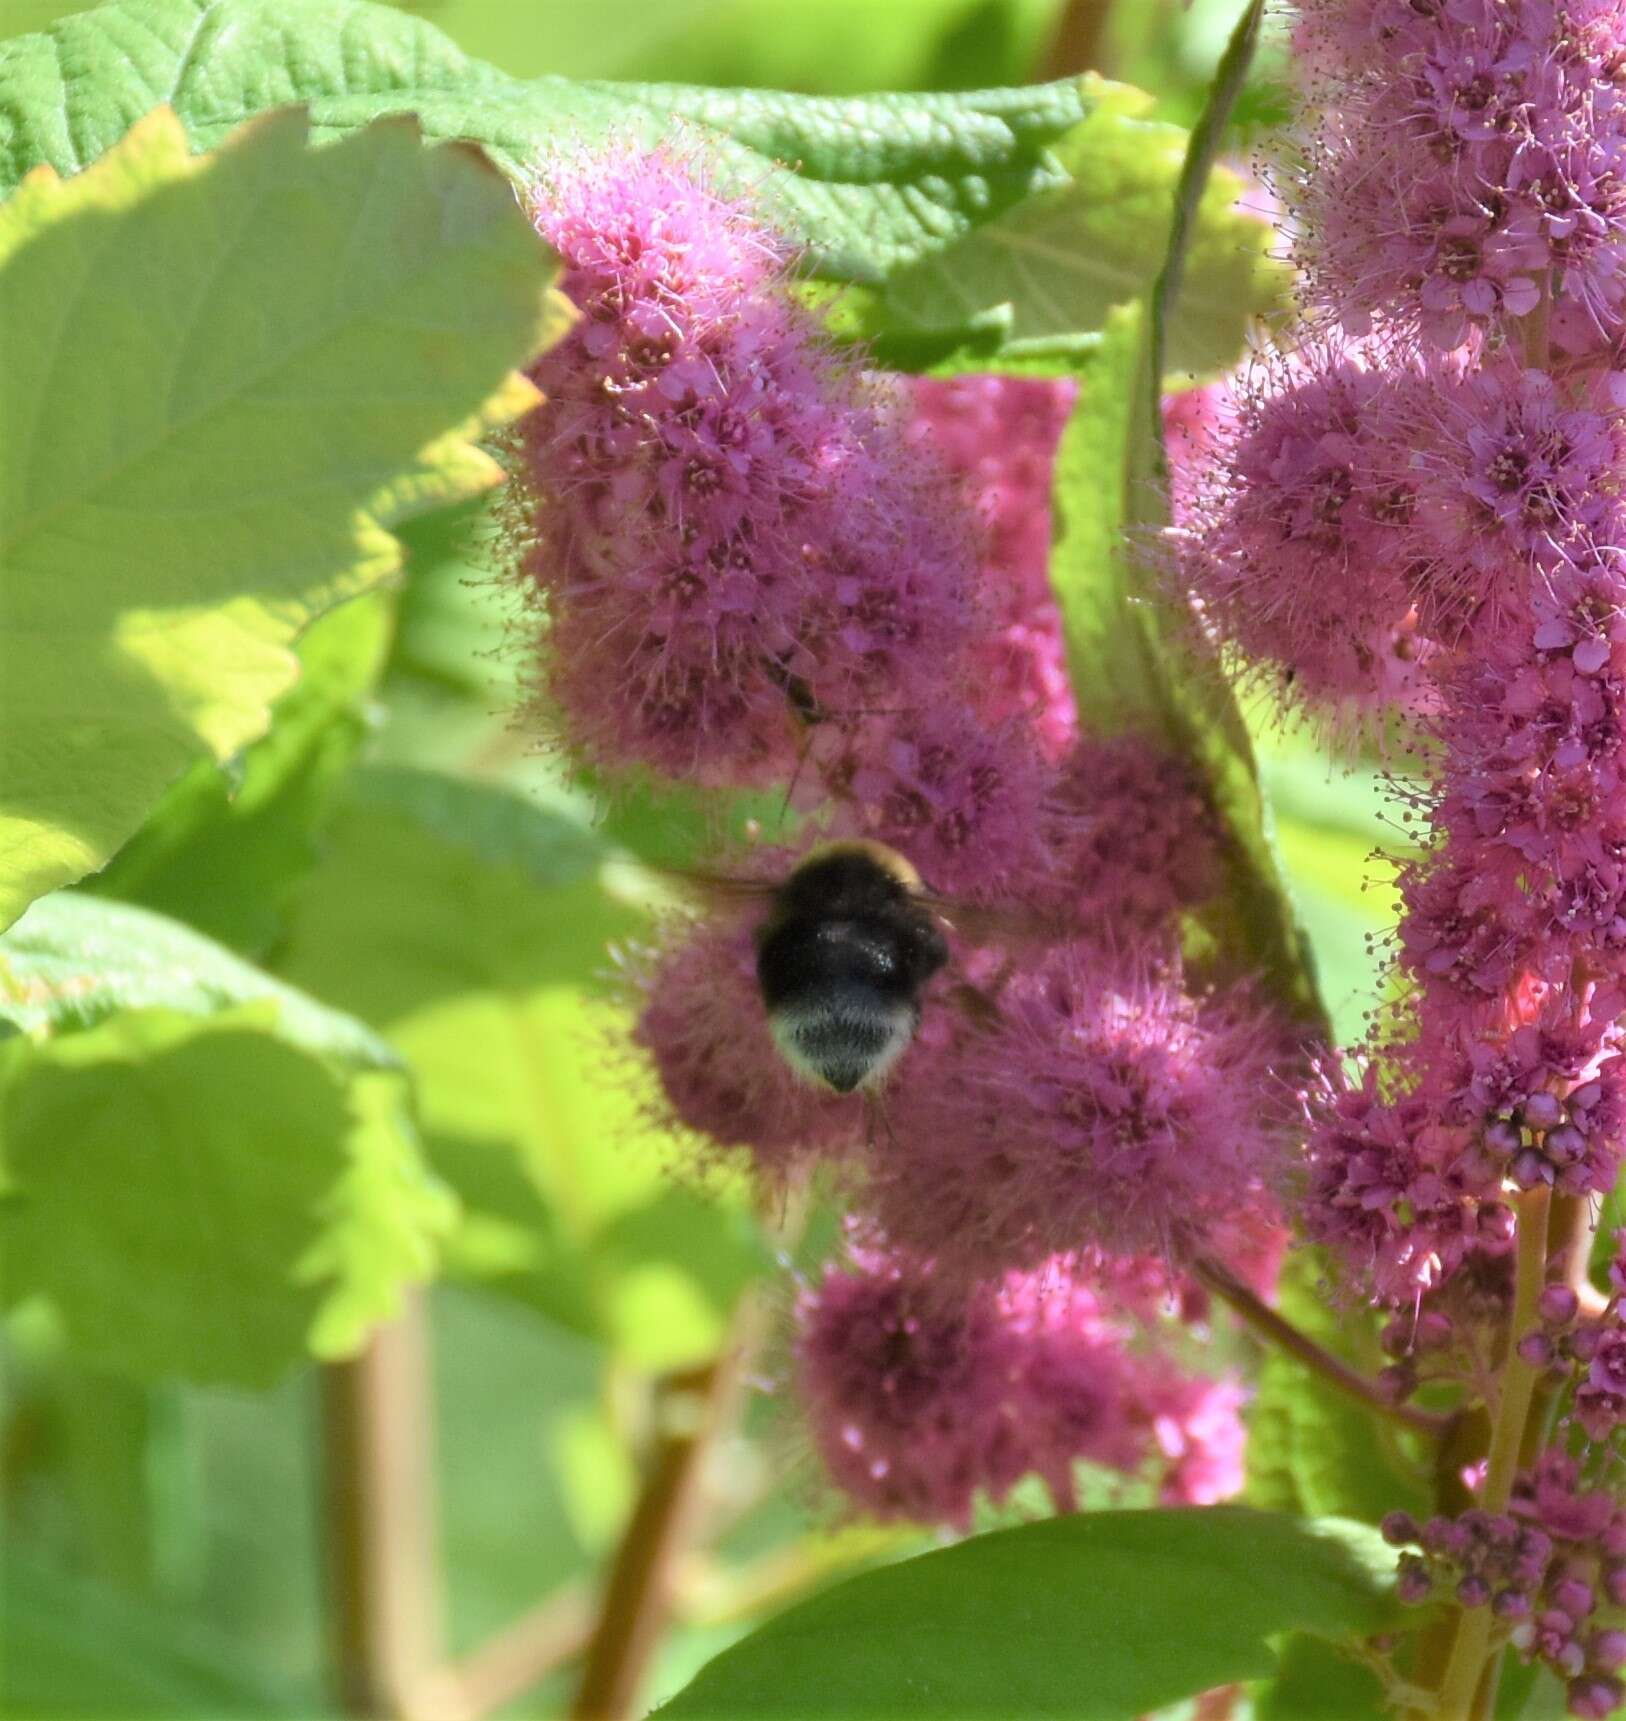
[{"x1": 752, "y1": 841, "x2": 950, "y2": 1094}]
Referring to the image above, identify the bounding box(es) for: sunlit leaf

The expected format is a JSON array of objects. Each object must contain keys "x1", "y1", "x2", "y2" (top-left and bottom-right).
[
  {"x1": 0, "y1": 101, "x2": 561, "y2": 926},
  {"x1": 0, "y1": 1008, "x2": 451, "y2": 1385}
]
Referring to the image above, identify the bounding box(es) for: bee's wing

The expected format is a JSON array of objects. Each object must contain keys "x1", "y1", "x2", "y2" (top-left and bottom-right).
[
  {"x1": 912, "y1": 890, "x2": 1069, "y2": 948},
  {"x1": 638, "y1": 862, "x2": 781, "y2": 914}
]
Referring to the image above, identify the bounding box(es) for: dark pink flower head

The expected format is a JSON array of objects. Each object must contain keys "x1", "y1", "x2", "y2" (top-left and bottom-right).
[
  {"x1": 792, "y1": 1241, "x2": 1029, "y2": 1530},
  {"x1": 795, "y1": 1240, "x2": 1248, "y2": 1526},
  {"x1": 515, "y1": 144, "x2": 978, "y2": 785},
  {"x1": 907, "y1": 374, "x2": 1079, "y2": 755},
  {"x1": 1039, "y1": 734, "x2": 1224, "y2": 933},
  {"x1": 995, "y1": 1265, "x2": 1150, "y2": 1510},
  {"x1": 812, "y1": 703, "x2": 1053, "y2": 902},
  {"x1": 870, "y1": 944, "x2": 1288, "y2": 1277},
  {"x1": 630, "y1": 898, "x2": 864, "y2": 1176},
  {"x1": 1175, "y1": 339, "x2": 1436, "y2": 718},
  {"x1": 1291, "y1": 0, "x2": 1626, "y2": 351},
  {"x1": 1304, "y1": 1061, "x2": 1503, "y2": 1304},
  {"x1": 1400, "y1": 366, "x2": 1623, "y2": 643}
]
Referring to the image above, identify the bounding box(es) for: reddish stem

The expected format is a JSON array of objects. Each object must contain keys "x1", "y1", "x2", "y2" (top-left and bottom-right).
[
  {"x1": 569, "y1": 1351, "x2": 746, "y2": 1720},
  {"x1": 1193, "y1": 1256, "x2": 1452, "y2": 1439}
]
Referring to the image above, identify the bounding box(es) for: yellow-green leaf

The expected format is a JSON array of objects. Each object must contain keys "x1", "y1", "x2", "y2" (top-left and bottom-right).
[{"x1": 0, "y1": 103, "x2": 566, "y2": 927}]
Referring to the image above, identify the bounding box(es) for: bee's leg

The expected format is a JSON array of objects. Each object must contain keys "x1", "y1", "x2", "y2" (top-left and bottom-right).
[
  {"x1": 780, "y1": 723, "x2": 818, "y2": 824},
  {"x1": 863, "y1": 1089, "x2": 900, "y2": 1154}
]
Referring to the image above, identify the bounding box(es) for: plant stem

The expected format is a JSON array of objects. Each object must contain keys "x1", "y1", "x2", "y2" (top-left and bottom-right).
[
  {"x1": 318, "y1": 1293, "x2": 445, "y2": 1721},
  {"x1": 1192, "y1": 1256, "x2": 1453, "y2": 1438},
  {"x1": 1430, "y1": 1184, "x2": 1553, "y2": 1720},
  {"x1": 568, "y1": 1345, "x2": 748, "y2": 1721},
  {"x1": 1037, "y1": 0, "x2": 1115, "y2": 79}
]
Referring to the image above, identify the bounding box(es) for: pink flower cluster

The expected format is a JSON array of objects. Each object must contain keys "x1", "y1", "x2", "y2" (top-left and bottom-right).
[
  {"x1": 513, "y1": 149, "x2": 977, "y2": 786},
  {"x1": 1181, "y1": 10, "x2": 1626, "y2": 1343},
  {"x1": 1292, "y1": 0, "x2": 1626, "y2": 352},
  {"x1": 516, "y1": 143, "x2": 1287, "y2": 1529},
  {"x1": 794, "y1": 1238, "x2": 1245, "y2": 1530},
  {"x1": 1183, "y1": 11, "x2": 1626, "y2": 1709},
  {"x1": 902, "y1": 375, "x2": 1079, "y2": 757},
  {"x1": 1387, "y1": 1449, "x2": 1626, "y2": 1715},
  {"x1": 870, "y1": 946, "x2": 1287, "y2": 1274}
]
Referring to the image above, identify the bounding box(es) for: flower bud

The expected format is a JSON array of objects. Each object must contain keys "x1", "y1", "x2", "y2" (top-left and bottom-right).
[
  {"x1": 1568, "y1": 1676, "x2": 1626, "y2": 1720},
  {"x1": 1512, "y1": 1147, "x2": 1556, "y2": 1189},
  {"x1": 1382, "y1": 1510, "x2": 1420, "y2": 1547},
  {"x1": 1519, "y1": 1330, "x2": 1557, "y2": 1368},
  {"x1": 1554, "y1": 1579, "x2": 1598, "y2": 1621},
  {"x1": 1397, "y1": 1555, "x2": 1434, "y2": 1604},
  {"x1": 1524, "y1": 1091, "x2": 1564, "y2": 1131},
  {"x1": 1589, "y1": 1631, "x2": 1626, "y2": 1675},
  {"x1": 1540, "y1": 1285, "x2": 1581, "y2": 1327}
]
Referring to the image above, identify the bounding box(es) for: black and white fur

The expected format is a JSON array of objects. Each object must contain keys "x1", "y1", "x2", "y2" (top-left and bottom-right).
[{"x1": 753, "y1": 843, "x2": 949, "y2": 1094}]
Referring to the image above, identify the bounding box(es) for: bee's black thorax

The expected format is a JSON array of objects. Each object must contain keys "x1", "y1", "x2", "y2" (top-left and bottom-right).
[{"x1": 754, "y1": 848, "x2": 949, "y2": 1094}]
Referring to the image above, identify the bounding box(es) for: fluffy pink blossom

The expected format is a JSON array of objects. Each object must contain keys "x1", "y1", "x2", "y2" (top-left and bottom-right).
[
  {"x1": 1175, "y1": 339, "x2": 1436, "y2": 715},
  {"x1": 1304, "y1": 1061, "x2": 1508, "y2": 1304},
  {"x1": 812, "y1": 703, "x2": 1054, "y2": 902},
  {"x1": 1039, "y1": 734, "x2": 1224, "y2": 932},
  {"x1": 907, "y1": 375, "x2": 1079, "y2": 755},
  {"x1": 793, "y1": 1241, "x2": 1248, "y2": 1526},
  {"x1": 1397, "y1": 366, "x2": 1624, "y2": 644},
  {"x1": 514, "y1": 146, "x2": 978, "y2": 784},
  {"x1": 1291, "y1": 0, "x2": 1626, "y2": 352},
  {"x1": 793, "y1": 1242, "x2": 1028, "y2": 1529},
  {"x1": 630, "y1": 904, "x2": 865, "y2": 1175},
  {"x1": 871, "y1": 944, "x2": 1288, "y2": 1276},
  {"x1": 1143, "y1": 1371, "x2": 1248, "y2": 1506},
  {"x1": 996, "y1": 1265, "x2": 1155, "y2": 1510}
]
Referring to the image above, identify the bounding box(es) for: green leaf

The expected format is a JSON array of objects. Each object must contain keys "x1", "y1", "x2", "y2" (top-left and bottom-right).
[
  {"x1": 86, "y1": 590, "x2": 394, "y2": 956},
  {"x1": 0, "y1": 890, "x2": 451, "y2": 1383},
  {"x1": 390, "y1": 0, "x2": 1057, "y2": 92},
  {"x1": 0, "y1": 1007, "x2": 453, "y2": 1384},
  {"x1": 1255, "y1": 1633, "x2": 1387, "y2": 1721},
  {"x1": 656, "y1": 1509, "x2": 1399, "y2": 1719},
  {"x1": 0, "y1": 0, "x2": 1090, "y2": 287},
  {"x1": 0, "y1": 891, "x2": 394, "y2": 1069},
  {"x1": 2, "y1": 1549, "x2": 296, "y2": 1717},
  {"x1": 1259, "y1": 725, "x2": 1402, "y2": 1046},
  {"x1": 276, "y1": 766, "x2": 769, "y2": 1365},
  {"x1": 877, "y1": 78, "x2": 1288, "y2": 375},
  {"x1": 1245, "y1": 1250, "x2": 1430, "y2": 1525},
  {"x1": 1043, "y1": 0, "x2": 1327, "y2": 1033},
  {"x1": 0, "y1": 100, "x2": 562, "y2": 928}
]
